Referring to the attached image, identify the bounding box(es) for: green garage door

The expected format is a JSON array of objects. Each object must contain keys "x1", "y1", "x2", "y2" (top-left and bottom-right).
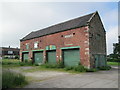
[
  {"x1": 100, "y1": 55, "x2": 106, "y2": 67},
  {"x1": 94, "y1": 55, "x2": 100, "y2": 68},
  {"x1": 47, "y1": 50, "x2": 56, "y2": 64},
  {"x1": 23, "y1": 53, "x2": 29, "y2": 62},
  {"x1": 63, "y1": 49, "x2": 80, "y2": 66},
  {"x1": 34, "y1": 51, "x2": 43, "y2": 64}
]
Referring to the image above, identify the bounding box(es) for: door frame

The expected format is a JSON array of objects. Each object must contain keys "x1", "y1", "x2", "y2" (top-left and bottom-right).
[{"x1": 22, "y1": 52, "x2": 29, "y2": 62}]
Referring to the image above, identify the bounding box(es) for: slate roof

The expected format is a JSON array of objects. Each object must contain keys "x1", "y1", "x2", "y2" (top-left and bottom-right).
[
  {"x1": 20, "y1": 12, "x2": 96, "y2": 41},
  {"x1": 1, "y1": 47, "x2": 20, "y2": 50}
]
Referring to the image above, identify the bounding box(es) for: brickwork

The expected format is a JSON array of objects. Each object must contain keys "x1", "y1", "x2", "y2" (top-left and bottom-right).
[
  {"x1": 20, "y1": 12, "x2": 106, "y2": 68},
  {"x1": 20, "y1": 27, "x2": 90, "y2": 67}
]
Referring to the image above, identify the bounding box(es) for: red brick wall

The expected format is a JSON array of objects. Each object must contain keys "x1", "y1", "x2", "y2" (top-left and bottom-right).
[{"x1": 20, "y1": 26, "x2": 90, "y2": 68}]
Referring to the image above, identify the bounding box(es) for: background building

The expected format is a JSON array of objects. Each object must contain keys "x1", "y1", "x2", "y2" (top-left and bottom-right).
[{"x1": 0, "y1": 46, "x2": 20, "y2": 59}]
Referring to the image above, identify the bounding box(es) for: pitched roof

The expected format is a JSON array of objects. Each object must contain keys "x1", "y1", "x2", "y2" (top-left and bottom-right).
[
  {"x1": 0, "y1": 47, "x2": 20, "y2": 50},
  {"x1": 20, "y1": 12, "x2": 96, "y2": 41}
]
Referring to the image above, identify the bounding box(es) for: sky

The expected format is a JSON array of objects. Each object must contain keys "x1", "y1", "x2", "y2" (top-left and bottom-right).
[{"x1": 0, "y1": 1, "x2": 119, "y2": 55}]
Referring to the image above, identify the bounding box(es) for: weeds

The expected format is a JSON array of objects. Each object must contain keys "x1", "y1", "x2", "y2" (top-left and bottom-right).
[
  {"x1": 2, "y1": 59, "x2": 20, "y2": 65},
  {"x1": 41, "y1": 60, "x2": 64, "y2": 69},
  {"x1": 74, "y1": 65, "x2": 86, "y2": 72},
  {"x1": 57, "y1": 60, "x2": 64, "y2": 68},
  {"x1": 86, "y1": 68, "x2": 98, "y2": 72},
  {"x1": 42, "y1": 63, "x2": 89, "y2": 72},
  {"x1": 41, "y1": 63, "x2": 57, "y2": 68},
  {"x1": 2, "y1": 59, "x2": 33, "y2": 66},
  {"x1": 2, "y1": 69, "x2": 28, "y2": 88},
  {"x1": 64, "y1": 66, "x2": 73, "y2": 71},
  {"x1": 19, "y1": 60, "x2": 33, "y2": 66},
  {"x1": 98, "y1": 66, "x2": 111, "y2": 70}
]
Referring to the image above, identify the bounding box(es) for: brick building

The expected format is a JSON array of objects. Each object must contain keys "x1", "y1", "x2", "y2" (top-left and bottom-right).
[{"x1": 20, "y1": 11, "x2": 106, "y2": 68}]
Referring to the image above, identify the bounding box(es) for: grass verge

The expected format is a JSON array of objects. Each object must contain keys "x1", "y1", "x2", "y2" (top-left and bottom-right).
[
  {"x1": 22, "y1": 64, "x2": 98, "y2": 74},
  {"x1": 107, "y1": 62, "x2": 119, "y2": 66},
  {"x1": 2, "y1": 59, "x2": 33, "y2": 67}
]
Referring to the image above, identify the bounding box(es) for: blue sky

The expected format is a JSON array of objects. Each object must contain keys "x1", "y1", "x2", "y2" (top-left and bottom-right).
[{"x1": 0, "y1": 2, "x2": 118, "y2": 54}]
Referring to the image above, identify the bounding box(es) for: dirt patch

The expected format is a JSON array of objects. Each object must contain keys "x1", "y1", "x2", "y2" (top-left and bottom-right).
[
  {"x1": 4, "y1": 66, "x2": 70, "y2": 83},
  {"x1": 19, "y1": 66, "x2": 35, "y2": 70},
  {"x1": 24, "y1": 71, "x2": 69, "y2": 82}
]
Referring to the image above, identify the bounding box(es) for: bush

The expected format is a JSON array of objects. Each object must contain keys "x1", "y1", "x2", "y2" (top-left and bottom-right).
[
  {"x1": 42, "y1": 63, "x2": 87, "y2": 72},
  {"x1": 47, "y1": 64, "x2": 57, "y2": 68},
  {"x1": 41, "y1": 63, "x2": 57, "y2": 68},
  {"x1": 7, "y1": 62, "x2": 12, "y2": 65},
  {"x1": 64, "y1": 65, "x2": 86, "y2": 72},
  {"x1": 41, "y1": 61, "x2": 64, "y2": 69},
  {"x1": 56, "y1": 60, "x2": 64, "y2": 68},
  {"x1": 86, "y1": 68, "x2": 97, "y2": 72},
  {"x1": 107, "y1": 58, "x2": 119, "y2": 62},
  {"x1": 24, "y1": 60, "x2": 28, "y2": 63},
  {"x1": 19, "y1": 62, "x2": 26, "y2": 66},
  {"x1": 98, "y1": 66, "x2": 111, "y2": 70},
  {"x1": 2, "y1": 70, "x2": 28, "y2": 88},
  {"x1": 15, "y1": 55, "x2": 19, "y2": 59},
  {"x1": 19, "y1": 60, "x2": 33, "y2": 66},
  {"x1": 34, "y1": 63, "x2": 39, "y2": 66},
  {"x1": 73, "y1": 65, "x2": 86, "y2": 72},
  {"x1": 2, "y1": 59, "x2": 20, "y2": 65},
  {"x1": 64, "y1": 66, "x2": 73, "y2": 71}
]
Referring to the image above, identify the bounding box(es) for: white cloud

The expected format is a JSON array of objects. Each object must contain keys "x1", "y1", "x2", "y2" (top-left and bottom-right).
[
  {"x1": 106, "y1": 26, "x2": 118, "y2": 55},
  {"x1": 1, "y1": 2, "x2": 57, "y2": 48},
  {"x1": 0, "y1": 2, "x2": 118, "y2": 55}
]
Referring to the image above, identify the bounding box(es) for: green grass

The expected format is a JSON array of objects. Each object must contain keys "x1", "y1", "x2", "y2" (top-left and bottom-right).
[
  {"x1": 22, "y1": 64, "x2": 96, "y2": 74},
  {"x1": 2, "y1": 69, "x2": 28, "y2": 88},
  {"x1": 2, "y1": 59, "x2": 20, "y2": 63},
  {"x1": 97, "y1": 66, "x2": 111, "y2": 70},
  {"x1": 2, "y1": 59, "x2": 33, "y2": 67},
  {"x1": 2, "y1": 59, "x2": 20, "y2": 66},
  {"x1": 2, "y1": 59, "x2": 111, "y2": 74},
  {"x1": 22, "y1": 65, "x2": 85, "y2": 74},
  {"x1": 107, "y1": 62, "x2": 120, "y2": 66}
]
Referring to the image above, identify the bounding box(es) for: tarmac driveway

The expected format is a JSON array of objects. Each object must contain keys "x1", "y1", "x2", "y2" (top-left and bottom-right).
[{"x1": 24, "y1": 66, "x2": 118, "y2": 88}]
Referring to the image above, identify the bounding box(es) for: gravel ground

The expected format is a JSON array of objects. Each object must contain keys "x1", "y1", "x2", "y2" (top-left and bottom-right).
[
  {"x1": 3, "y1": 66, "x2": 118, "y2": 88},
  {"x1": 24, "y1": 66, "x2": 118, "y2": 88}
]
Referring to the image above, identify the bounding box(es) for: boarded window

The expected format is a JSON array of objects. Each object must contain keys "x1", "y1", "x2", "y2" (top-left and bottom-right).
[{"x1": 26, "y1": 43, "x2": 29, "y2": 50}]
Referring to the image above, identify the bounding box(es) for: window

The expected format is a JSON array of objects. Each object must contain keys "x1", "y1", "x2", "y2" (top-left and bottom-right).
[
  {"x1": 8, "y1": 51, "x2": 13, "y2": 54},
  {"x1": 96, "y1": 34, "x2": 100, "y2": 40},
  {"x1": 34, "y1": 42, "x2": 38, "y2": 48},
  {"x1": 26, "y1": 43, "x2": 29, "y2": 50}
]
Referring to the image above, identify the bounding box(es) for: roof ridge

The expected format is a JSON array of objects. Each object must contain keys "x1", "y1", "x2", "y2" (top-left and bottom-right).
[
  {"x1": 34, "y1": 12, "x2": 95, "y2": 33},
  {"x1": 20, "y1": 11, "x2": 96, "y2": 41}
]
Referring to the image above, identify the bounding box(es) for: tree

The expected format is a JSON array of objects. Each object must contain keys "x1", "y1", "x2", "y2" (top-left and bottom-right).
[
  {"x1": 107, "y1": 36, "x2": 120, "y2": 62},
  {"x1": 113, "y1": 43, "x2": 120, "y2": 54}
]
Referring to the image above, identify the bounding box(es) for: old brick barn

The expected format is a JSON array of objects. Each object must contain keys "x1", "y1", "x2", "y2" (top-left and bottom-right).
[{"x1": 20, "y1": 11, "x2": 107, "y2": 68}]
